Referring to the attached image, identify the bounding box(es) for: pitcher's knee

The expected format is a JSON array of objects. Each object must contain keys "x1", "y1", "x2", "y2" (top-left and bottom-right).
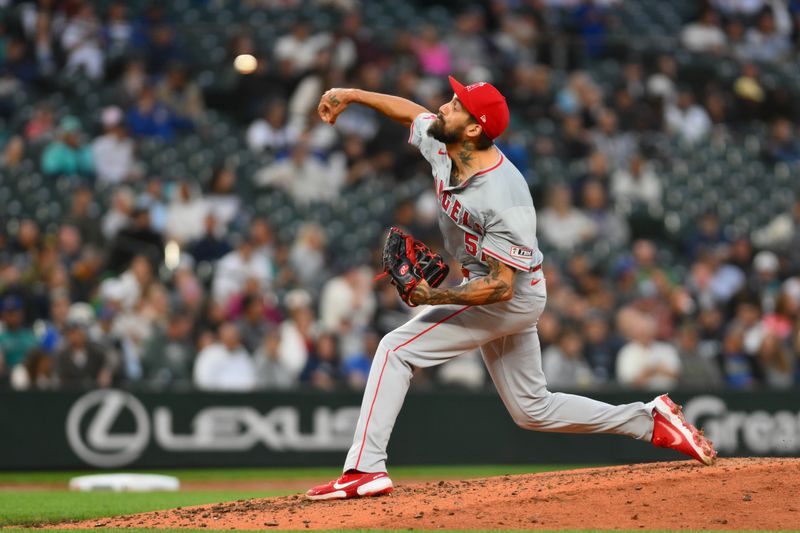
[{"x1": 510, "y1": 390, "x2": 555, "y2": 430}]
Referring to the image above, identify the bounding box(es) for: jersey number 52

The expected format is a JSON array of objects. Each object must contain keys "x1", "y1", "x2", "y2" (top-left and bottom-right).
[{"x1": 464, "y1": 232, "x2": 479, "y2": 256}]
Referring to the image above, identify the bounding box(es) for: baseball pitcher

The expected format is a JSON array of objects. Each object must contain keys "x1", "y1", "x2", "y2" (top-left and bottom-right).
[{"x1": 306, "y1": 76, "x2": 717, "y2": 500}]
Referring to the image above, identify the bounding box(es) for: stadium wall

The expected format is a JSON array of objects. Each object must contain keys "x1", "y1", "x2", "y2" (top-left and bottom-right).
[{"x1": 2, "y1": 390, "x2": 798, "y2": 469}]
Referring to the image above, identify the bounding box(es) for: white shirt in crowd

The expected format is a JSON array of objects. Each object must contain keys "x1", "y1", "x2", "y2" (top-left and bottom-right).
[
  {"x1": 92, "y1": 133, "x2": 136, "y2": 185},
  {"x1": 193, "y1": 343, "x2": 256, "y2": 391},
  {"x1": 616, "y1": 340, "x2": 682, "y2": 390},
  {"x1": 254, "y1": 154, "x2": 344, "y2": 206},
  {"x1": 665, "y1": 104, "x2": 712, "y2": 144},
  {"x1": 246, "y1": 119, "x2": 302, "y2": 153},
  {"x1": 277, "y1": 320, "x2": 309, "y2": 379},
  {"x1": 538, "y1": 207, "x2": 596, "y2": 251},
  {"x1": 166, "y1": 199, "x2": 207, "y2": 244},
  {"x1": 681, "y1": 23, "x2": 727, "y2": 53},
  {"x1": 610, "y1": 164, "x2": 663, "y2": 213},
  {"x1": 211, "y1": 249, "x2": 273, "y2": 305}
]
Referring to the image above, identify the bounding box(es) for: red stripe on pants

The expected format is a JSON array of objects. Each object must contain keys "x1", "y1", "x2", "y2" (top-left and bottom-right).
[{"x1": 354, "y1": 305, "x2": 471, "y2": 469}]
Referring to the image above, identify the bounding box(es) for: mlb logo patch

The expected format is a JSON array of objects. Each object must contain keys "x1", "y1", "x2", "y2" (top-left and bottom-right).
[{"x1": 510, "y1": 246, "x2": 533, "y2": 258}]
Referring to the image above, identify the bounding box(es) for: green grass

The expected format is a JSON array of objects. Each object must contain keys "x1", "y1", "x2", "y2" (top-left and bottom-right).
[
  {"x1": 0, "y1": 465, "x2": 595, "y2": 528},
  {"x1": 0, "y1": 464, "x2": 594, "y2": 485},
  {"x1": 0, "y1": 490, "x2": 289, "y2": 527}
]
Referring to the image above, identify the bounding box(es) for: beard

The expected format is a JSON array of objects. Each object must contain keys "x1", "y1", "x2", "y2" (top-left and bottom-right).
[{"x1": 427, "y1": 115, "x2": 464, "y2": 144}]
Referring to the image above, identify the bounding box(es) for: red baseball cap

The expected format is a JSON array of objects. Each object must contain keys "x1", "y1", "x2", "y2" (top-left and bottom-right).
[{"x1": 448, "y1": 75, "x2": 509, "y2": 141}]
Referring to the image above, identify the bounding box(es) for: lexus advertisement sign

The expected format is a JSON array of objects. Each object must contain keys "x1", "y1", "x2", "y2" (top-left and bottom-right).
[{"x1": 1, "y1": 390, "x2": 798, "y2": 469}]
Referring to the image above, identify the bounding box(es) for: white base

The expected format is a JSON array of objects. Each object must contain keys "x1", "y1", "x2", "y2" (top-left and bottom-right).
[{"x1": 69, "y1": 473, "x2": 180, "y2": 492}]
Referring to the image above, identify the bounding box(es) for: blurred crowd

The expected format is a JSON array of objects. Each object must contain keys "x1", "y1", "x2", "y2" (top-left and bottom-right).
[{"x1": 2, "y1": 0, "x2": 800, "y2": 393}]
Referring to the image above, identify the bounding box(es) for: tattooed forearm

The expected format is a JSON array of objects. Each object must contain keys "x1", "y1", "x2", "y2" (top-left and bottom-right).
[{"x1": 411, "y1": 257, "x2": 514, "y2": 306}]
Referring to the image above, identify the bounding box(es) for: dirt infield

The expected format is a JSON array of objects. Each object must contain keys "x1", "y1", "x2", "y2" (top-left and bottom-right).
[{"x1": 60, "y1": 458, "x2": 799, "y2": 530}]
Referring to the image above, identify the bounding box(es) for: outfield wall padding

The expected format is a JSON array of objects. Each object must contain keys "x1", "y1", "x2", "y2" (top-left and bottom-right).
[{"x1": 2, "y1": 390, "x2": 798, "y2": 469}]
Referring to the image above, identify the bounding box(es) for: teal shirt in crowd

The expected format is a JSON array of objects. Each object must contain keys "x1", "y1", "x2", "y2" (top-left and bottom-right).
[
  {"x1": 41, "y1": 141, "x2": 94, "y2": 177},
  {"x1": 0, "y1": 328, "x2": 38, "y2": 368}
]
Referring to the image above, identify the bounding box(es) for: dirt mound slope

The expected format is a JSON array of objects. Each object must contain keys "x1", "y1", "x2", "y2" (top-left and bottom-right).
[{"x1": 61, "y1": 458, "x2": 799, "y2": 530}]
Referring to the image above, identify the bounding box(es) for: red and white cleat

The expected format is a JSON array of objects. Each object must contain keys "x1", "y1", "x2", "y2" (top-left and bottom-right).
[
  {"x1": 305, "y1": 470, "x2": 394, "y2": 500},
  {"x1": 651, "y1": 394, "x2": 717, "y2": 466}
]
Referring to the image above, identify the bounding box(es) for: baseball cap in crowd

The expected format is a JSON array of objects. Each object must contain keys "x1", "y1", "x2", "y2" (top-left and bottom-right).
[{"x1": 448, "y1": 75, "x2": 509, "y2": 140}]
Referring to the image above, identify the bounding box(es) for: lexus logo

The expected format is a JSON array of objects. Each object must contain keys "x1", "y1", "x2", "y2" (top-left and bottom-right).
[{"x1": 66, "y1": 389, "x2": 150, "y2": 468}]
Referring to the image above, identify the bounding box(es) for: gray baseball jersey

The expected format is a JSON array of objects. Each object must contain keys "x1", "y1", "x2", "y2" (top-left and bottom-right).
[{"x1": 342, "y1": 112, "x2": 655, "y2": 474}]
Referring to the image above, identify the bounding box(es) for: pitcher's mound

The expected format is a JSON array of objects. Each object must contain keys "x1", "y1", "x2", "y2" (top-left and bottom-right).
[{"x1": 64, "y1": 458, "x2": 799, "y2": 530}]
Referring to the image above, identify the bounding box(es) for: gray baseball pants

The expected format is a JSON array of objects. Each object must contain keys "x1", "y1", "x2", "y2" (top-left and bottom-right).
[{"x1": 343, "y1": 277, "x2": 656, "y2": 473}]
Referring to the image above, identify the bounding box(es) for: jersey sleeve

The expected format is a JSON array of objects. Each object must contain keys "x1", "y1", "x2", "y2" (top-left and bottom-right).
[
  {"x1": 408, "y1": 112, "x2": 444, "y2": 163},
  {"x1": 481, "y1": 206, "x2": 543, "y2": 272}
]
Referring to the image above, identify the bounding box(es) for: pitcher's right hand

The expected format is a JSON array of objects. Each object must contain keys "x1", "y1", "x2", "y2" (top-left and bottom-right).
[{"x1": 318, "y1": 88, "x2": 351, "y2": 125}]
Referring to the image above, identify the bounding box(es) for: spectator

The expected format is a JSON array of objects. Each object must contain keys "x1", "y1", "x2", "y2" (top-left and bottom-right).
[
  {"x1": 147, "y1": 24, "x2": 184, "y2": 75},
  {"x1": 155, "y1": 63, "x2": 205, "y2": 123},
  {"x1": 141, "y1": 311, "x2": 194, "y2": 389},
  {"x1": 445, "y1": 11, "x2": 489, "y2": 76},
  {"x1": 193, "y1": 322, "x2": 255, "y2": 391},
  {"x1": 246, "y1": 100, "x2": 301, "y2": 154},
  {"x1": 616, "y1": 311, "x2": 681, "y2": 390},
  {"x1": 101, "y1": 187, "x2": 134, "y2": 241},
  {"x1": 24, "y1": 104, "x2": 55, "y2": 143},
  {"x1": 720, "y1": 326, "x2": 756, "y2": 388},
  {"x1": 610, "y1": 153, "x2": 662, "y2": 215},
  {"x1": 212, "y1": 240, "x2": 272, "y2": 306},
  {"x1": 277, "y1": 289, "x2": 315, "y2": 379},
  {"x1": 205, "y1": 166, "x2": 242, "y2": 233},
  {"x1": 582, "y1": 180, "x2": 629, "y2": 246},
  {"x1": 254, "y1": 329, "x2": 295, "y2": 390},
  {"x1": 763, "y1": 118, "x2": 800, "y2": 164},
  {"x1": 758, "y1": 332, "x2": 794, "y2": 388},
  {"x1": 675, "y1": 323, "x2": 724, "y2": 389},
  {"x1": 40, "y1": 292, "x2": 71, "y2": 354},
  {"x1": 342, "y1": 329, "x2": 378, "y2": 390},
  {"x1": 103, "y1": 1, "x2": 136, "y2": 63},
  {"x1": 106, "y1": 207, "x2": 164, "y2": 274},
  {"x1": 733, "y1": 63, "x2": 766, "y2": 121},
  {"x1": 61, "y1": 3, "x2": 104, "y2": 80},
  {"x1": 542, "y1": 327, "x2": 594, "y2": 389},
  {"x1": 582, "y1": 310, "x2": 620, "y2": 382},
  {"x1": 742, "y1": 6, "x2": 791, "y2": 62},
  {"x1": 189, "y1": 213, "x2": 232, "y2": 264},
  {"x1": 53, "y1": 319, "x2": 113, "y2": 389},
  {"x1": 538, "y1": 184, "x2": 596, "y2": 251},
  {"x1": 319, "y1": 264, "x2": 376, "y2": 335},
  {"x1": 255, "y1": 142, "x2": 344, "y2": 205},
  {"x1": 0, "y1": 295, "x2": 38, "y2": 372},
  {"x1": 301, "y1": 331, "x2": 343, "y2": 390},
  {"x1": 665, "y1": 89, "x2": 712, "y2": 144},
  {"x1": 138, "y1": 178, "x2": 168, "y2": 233},
  {"x1": 10, "y1": 348, "x2": 54, "y2": 390},
  {"x1": 126, "y1": 86, "x2": 177, "y2": 140},
  {"x1": 92, "y1": 106, "x2": 138, "y2": 185},
  {"x1": 681, "y1": 8, "x2": 727, "y2": 54},
  {"x1": 646, "y1": 55, "x2": 678, "y2": 104},
  {"x1": 236, "y1": 294, "x2": 272, "y2": 353},
  {"x1": 166, "y1": 181, "x2": 207, "y2": 245},
  {"x1": 509, "y1": 65, "x2": 554, "y2": 125},
  {"x1": 289, "y1": 223, "x2": 328, "y2": 289},
  {"x1": 274, "y1": 21, "x2": 328, "y2": 75},
  {"x1": 685, "y1": 212, "x2": 727, "y2": 260},
  {"x1": 591, "y1": 109, "x2": 634, "y2": 171},
  {"x1": 41, "y1": 116, "x2": 94, "y2": 178},
  {"x1": 558, "y1": 114, "x2": 592, "y2": 161},
  {"x1": 413, "y1": 25, "x2": 452, "y2": 76}
]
